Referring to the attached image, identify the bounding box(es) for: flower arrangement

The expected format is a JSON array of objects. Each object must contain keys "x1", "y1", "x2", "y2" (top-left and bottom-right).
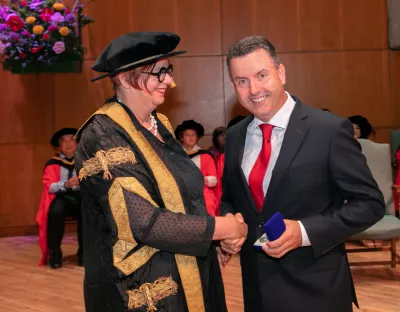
[{"x1": 0, "y1": 0, "x2": 94, "y2": 73}]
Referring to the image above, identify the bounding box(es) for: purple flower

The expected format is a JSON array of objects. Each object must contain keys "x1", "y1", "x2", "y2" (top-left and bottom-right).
[
  {"x1": 29, "y1": 1, "x2": 44, "y2": 10},
  {"x1": 0, "y1": 6, "x2": 9, "y2": 18},
  {"x1": 51, "y1": 12, "x2": 64, "y2": 24},
  {"x1": 0, "y1": 24, "x2": 6, "y2": 32},
  {"x1": 65, "y1": 13, "x2": 76, "y2": 23},
  {"x1": 10, "y1": 32, "x2": 20, "y2": 41},
  {"x1": 52, "y1": 41, "x2": 65, "y2": 54}
]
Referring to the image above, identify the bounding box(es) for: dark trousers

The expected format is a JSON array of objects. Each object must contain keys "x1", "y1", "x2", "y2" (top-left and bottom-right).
[{"x1": 47, "y1": 192, "x2": 83, "y2": 257}]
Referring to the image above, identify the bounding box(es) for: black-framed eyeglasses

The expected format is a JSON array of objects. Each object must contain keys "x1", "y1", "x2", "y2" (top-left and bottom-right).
[{"x1": 142, "y1": 64, "x2": 173, "y2": 82}]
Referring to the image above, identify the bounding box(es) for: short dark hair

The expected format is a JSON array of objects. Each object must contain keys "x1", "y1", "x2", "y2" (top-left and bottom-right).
[
  {"x1": 226, "y1": 36, "x2": 280, "y2": 79},
  {"x1": 212, "y1": 126, "x2": 226, "y2": 149},
  {"x1": 348, "y1": 115, "x2": 374, "y2": 139}
]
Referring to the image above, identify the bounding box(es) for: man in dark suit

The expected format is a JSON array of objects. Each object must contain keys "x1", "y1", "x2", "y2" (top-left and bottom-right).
[{"x1": 220, "y1": 36, "x2": 385, "y2": 312}]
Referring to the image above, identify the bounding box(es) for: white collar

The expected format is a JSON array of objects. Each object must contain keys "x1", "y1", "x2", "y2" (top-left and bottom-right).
[{"x1": 251, "y1": 91, "x2": 296, "y2": 131}]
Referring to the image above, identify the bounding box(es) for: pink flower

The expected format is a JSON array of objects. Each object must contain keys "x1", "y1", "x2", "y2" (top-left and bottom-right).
[
  {"x1": 20, "y1": 1, "x2": 28, "y2": 7},
  {"x1": 42, "y1": 33, "x2": 50, "y2": 40},
  {"x1": 22, "y1": 30, "x2": 30, "y2": 36},
  {"x1": 52, "y1": 41, "x2": 65, "y2": 54},
  {"x1": 48, "y1": 25, "x2": 58, "y2": 32},
  {"x1": 40, "y1": 8, "x2": 53, "y2": 22},
  {"x1": 50, "y1": 12, "x2": 64, "y2": 24}
]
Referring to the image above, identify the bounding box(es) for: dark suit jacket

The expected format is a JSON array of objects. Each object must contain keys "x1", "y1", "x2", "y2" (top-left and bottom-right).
[{"x1": 220, "y1": 97, "x2": 385, "y2": 312}]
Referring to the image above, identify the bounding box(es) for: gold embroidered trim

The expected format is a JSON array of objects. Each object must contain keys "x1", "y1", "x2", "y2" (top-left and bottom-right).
[
  {"x1": 127, "y1": 276, "x2": 178, "y2": 311},
  {"x1": 156, "y1": 113, "x2": 175, "y2": 137},
  {"x1": 108, "y1": 179, "x2": 138, "y2": 263},
  {"x1": 88, "y1": 103, "x2": 205, "y2": 312},
  {"x1": 110, "y1": 177, "x2": 159, "y2": 275},
  {"x1": 78, "y1": 147, "x2": 136, "y2": 180},
  {"x1": 116, "y1": 245, "x2": 158, "y2": 276}
]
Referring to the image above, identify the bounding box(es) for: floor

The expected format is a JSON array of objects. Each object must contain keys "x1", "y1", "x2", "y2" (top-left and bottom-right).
[{"x1": 0, "y1": 235, "x2": 399, "y2": 311}]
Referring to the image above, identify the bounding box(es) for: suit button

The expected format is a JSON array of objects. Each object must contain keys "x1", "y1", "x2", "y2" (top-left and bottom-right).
[{"x1": 169, "y1": 151, "x2": 175, "y2": 156}]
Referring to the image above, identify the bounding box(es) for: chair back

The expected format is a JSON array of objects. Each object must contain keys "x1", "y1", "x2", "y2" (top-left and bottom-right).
[{"x1": 358, "y1": 139, "x2": 395, "y2": 215}]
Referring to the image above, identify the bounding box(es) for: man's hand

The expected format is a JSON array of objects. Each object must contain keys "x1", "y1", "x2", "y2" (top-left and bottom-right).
[
  {"x1": 262, "y1": 219, "x2": 302, "y2": 258},
  {"x1": 216, "y1": 246, "x2": 232, "y2": 267},
  {"x1": 65, "y1": 176, "x2": 79, "y2": 188},
  {"x1": 220, "y1": 213, "x2": 247, "y2": 255}
]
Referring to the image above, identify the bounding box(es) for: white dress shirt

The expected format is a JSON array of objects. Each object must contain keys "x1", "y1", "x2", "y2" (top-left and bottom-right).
[{"x1": 241, "y1": 92, "x2": 310, "y2": 246}]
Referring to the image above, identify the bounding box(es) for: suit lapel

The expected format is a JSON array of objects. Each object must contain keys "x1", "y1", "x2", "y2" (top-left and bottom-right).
[
  {"x1": 234, "y1": 115, "x2": 259, "y2": 213},
  {"x1": 263, "y1": 99, "x2": 309, "y2": 208}
]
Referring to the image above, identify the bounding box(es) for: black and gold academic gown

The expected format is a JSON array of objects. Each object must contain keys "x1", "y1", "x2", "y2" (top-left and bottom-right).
[{"x1": 75, "y1": 98, "x2": 227, "y2": 312}]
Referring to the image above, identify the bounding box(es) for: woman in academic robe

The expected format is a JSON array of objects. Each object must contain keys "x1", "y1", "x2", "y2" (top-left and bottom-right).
[
  {"x1": 175, "y1": 120, "x2": 220, "y2": 216},
  {"x1": 74, "y1": 32, "x2": 247, "y2": 312}
]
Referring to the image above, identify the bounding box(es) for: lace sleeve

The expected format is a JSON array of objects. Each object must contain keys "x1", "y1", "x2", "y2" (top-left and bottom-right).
[{"x1": 123, "y1": 189, "x2": 215, "y2": 257}]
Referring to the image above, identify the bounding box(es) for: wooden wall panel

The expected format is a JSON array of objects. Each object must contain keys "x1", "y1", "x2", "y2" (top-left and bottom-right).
[
  {"x1": 175, "y1": 0, "x2": 221, "y2": 55},
  {"x1": 341, "y1": 51, "x2": 390, "y2": 128},
  {"x1": 373, "y1": 128, "x2": 392, "y2": 144},
  {"x1": 279, "y1": 53, "x2": 305, "y2": 101},
  {"x1": 0, "y1": 71, "x2": 54, "y2": 144},
  {"x1": 221, "y1": 0, "x2": 255, "y2": 53},
  {"x1": 198, "y1": 135, "x2": 213, "y2": 150},
  {"x1": 341, "y1": 0, "x2": 387, "y2": 49},
  {"x1": 84, "y1": 0, "x2": 132, "y2": 59},
  {"x1": 131, "y1": 0, "x2": 176, "y2": 34},
  {"x1": 54, "y1": 60, "x2": 113, "y2": 130},
  {"x1": 221, "y1": 0, "x2": 299, "y2": 53},
  {"x1": 254, "y1": 0, "x2": 299, "y2": 52},
  {"x1": 299, "y1": 0, "x2": 341, "y2": 51},
  {"x1": 158, "y1": 57, "x2": 225, "y2": 135},
  {"x1": 284, "y1": 52, "x2": 343, "y2": 110},
  {"x1": 0, "y1": 144, "x2": 53, "y2": 228}
]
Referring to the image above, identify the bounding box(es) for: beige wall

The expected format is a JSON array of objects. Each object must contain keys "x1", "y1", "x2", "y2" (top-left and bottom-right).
[{"x1": 1, "y1": 0, "x2": 399, "y2": 236}]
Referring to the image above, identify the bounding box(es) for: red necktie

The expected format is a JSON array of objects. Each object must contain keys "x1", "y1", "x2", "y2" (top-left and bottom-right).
[{"x1": 248, "y1": 124, "x2": 274, "y2": 212}]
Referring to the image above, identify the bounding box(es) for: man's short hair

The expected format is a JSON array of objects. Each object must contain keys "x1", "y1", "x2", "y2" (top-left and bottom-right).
[{"x1": 226, "y1": 36, "x2": 281, "y2": 79}]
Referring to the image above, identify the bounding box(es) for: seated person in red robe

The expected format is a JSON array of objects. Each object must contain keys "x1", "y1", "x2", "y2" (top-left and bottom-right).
[
  {"x1": 175, "y1": 120, "x2": 220, "y2": 216},
  {"x1": 36, "y1": 128, "x2": 83, "y2": 269}
]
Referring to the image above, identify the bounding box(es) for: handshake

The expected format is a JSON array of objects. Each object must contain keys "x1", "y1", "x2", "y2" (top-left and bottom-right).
[{"x1": 214, "y1": 213, "x2": 248, "y2": 267}]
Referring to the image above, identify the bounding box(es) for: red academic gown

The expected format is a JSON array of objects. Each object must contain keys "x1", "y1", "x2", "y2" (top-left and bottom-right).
[
  {"x1": 36, "y1": 157, "x2": 73, "y2": 266},
  {"x1": 215, "y1": 152, "x2": 225, "y2": 205},
  {"x1": 189, "y1": 149, "x2": 219, "y2": 216}
]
